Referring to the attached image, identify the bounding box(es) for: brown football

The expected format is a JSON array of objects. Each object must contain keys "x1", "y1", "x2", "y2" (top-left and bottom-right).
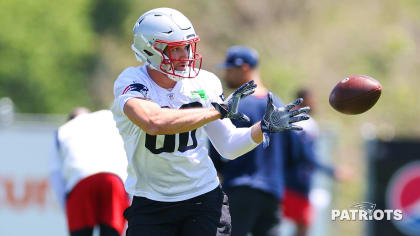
[{"x1": 329, "y1": 75, "x2": 382, "y2": 115}]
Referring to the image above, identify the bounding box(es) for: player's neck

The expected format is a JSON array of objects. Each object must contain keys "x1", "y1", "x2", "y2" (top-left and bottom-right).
[
  {"x1": 147, "y1": 66, "x2": 177, "y2": 89},
  {"x1": 254, "y1": 86, "x2": 267, "y2": 97}
]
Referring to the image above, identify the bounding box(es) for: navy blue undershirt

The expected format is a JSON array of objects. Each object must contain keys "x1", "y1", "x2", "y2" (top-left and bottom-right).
[{"x1": 209, "y1": 94, "x2": 289, "y2": 200}]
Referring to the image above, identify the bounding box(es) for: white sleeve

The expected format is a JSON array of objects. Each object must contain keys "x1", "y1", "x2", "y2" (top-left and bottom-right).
[
  {"x1": 48, "y1": 139, "x2": 66, "y2": 210},
  {"x1": 204, "y1": 118, "x2": 259, "y2": 160}
]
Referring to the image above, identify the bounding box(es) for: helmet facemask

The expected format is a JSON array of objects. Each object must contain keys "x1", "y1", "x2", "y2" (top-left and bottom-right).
[{"x1": 153, "y1": 37, "x2": 202, "y2": 81}]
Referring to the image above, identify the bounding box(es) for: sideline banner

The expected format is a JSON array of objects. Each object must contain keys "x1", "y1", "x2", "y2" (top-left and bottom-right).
[
  {"x1": 0, "y1": 122, "x2": 67, "y2": 236},
  {"x1": 366, "y1": 139, "x2": 420, "y2": 236}
]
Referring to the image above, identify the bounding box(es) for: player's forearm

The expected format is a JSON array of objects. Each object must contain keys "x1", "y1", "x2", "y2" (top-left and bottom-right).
[
  {"x1": 150, "y1": 107, "x2": 221, "y2": 135},
  {"x1": 124, "y1": 98, "x2": 222, "y2": 135}
]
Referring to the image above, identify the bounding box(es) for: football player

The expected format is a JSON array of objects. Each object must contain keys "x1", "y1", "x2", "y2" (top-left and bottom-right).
[
  {"x1": 49, "y1": 108, "x2": 129, "y2": 236},
  {"x1": 111, "y1": 8, "x2": 310, "y2": 236},
  {"x1": 283, "y1": 89, "x2": 352, "y2": 236}
]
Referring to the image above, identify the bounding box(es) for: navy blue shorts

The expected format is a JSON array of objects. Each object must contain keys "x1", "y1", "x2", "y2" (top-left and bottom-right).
[{"x1": 124, "y1": 186, "x2": 231, "y2": 236}]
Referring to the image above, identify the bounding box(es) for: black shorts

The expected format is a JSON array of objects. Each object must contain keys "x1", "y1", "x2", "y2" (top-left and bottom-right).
[
  {"x1": 226, "y1": 186, "x2": 281, "y2": 236},
  {"x1": 124, "y1": 186, "x2": 231, "y2": 236}
]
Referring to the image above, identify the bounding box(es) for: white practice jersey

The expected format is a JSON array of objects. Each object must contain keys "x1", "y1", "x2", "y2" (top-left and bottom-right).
[
  {"x1": 111, "y1": 65, "x2": 223, "y2": 202},
  {"x1": 50, "y1": 110, "x2": 128, "y2": 202}
]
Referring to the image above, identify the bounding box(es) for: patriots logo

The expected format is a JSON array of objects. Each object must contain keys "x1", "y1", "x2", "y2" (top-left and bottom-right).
[
  {"x1": 122, "y1": 83, "x2": 149, "y2": 97},
  {"x1": 352, "y1": 202, "x2": 376, "y2": 215}
]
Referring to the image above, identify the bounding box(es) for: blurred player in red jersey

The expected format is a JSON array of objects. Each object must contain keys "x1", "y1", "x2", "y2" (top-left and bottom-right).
[
  {"x1": 49, "y1": 108, "x2": 129, "y2": 236},
  {"x1": 282, "y1": 89, "x2": 352, "y2": 236}
]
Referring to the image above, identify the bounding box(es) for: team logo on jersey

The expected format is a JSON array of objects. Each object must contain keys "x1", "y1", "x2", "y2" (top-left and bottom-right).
[
  {"x1": 386, "y1": 161, "x2": 420, "y2": 236},
  {"x1": 122, "y1": 83, "x2": 149, "y2": 97},
  {"x1": 190, "y1": 90, "x2": 207, "y2": 101},
  {"x1": 168, "y1": 93, "x2": 175, "y2": 100}
]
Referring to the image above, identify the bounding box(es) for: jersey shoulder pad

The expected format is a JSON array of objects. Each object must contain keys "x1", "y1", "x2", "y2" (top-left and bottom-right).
[
  {"x1": 114, "y1": 66, "x2": 151, "y2": 99},
  {"x1": 196, "y1": 70, "x2": 223, "y2": 99}
]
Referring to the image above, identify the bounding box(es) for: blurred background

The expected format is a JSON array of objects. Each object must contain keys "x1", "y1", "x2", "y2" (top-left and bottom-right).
[{"x1": 1, "y1": 0, "x2": 420, "y2": 235}]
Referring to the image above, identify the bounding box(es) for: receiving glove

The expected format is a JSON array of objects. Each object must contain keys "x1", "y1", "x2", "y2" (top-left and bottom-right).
[
  {"x1": 261, "y1": 92, "x2": 310, "y2": 148},
  {"x1": 212, "y1": 80, "x2": 257, "y2": 122}
]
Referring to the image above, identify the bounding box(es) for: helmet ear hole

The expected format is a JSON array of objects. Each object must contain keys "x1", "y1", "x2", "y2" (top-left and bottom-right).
[{"x1": 143, "y1": 50, "x2": 154, "y2": 56}]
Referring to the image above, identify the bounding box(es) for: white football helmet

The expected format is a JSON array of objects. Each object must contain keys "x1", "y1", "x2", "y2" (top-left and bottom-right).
[{"x1": 132, "y1": 8, "x2": 202, "y2": 81}]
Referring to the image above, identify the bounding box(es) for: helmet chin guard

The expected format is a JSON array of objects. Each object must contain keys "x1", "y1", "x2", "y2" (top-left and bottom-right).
[{"x1": 131, "y1": 8, "x2": 202, "y2": 81}]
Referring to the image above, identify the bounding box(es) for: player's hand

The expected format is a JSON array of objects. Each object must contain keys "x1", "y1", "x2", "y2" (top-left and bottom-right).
[
  {"x1": 261, "y1": 92, "x2": 310, "y2": 148},
  {"x1": 212, "y1": 80, "x2": 257, "y2": 122}
]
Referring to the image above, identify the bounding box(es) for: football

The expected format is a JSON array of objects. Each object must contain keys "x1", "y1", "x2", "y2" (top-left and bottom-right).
[{"x1": 329, "y1": 75, "x2": 382, "y2": 115}]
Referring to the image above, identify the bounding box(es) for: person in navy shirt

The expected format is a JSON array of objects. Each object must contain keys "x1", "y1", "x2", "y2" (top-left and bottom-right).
[{"x1": 209, "y1": 46, "x2": 296, "y2": 236}]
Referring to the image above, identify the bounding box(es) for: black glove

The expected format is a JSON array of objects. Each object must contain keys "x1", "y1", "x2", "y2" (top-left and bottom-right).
[
  {"x1": 261, "y1": 92, "x2": 310, "y2": 148},
  {"x1": 212, "y1": 80, "x2": 257, "y2": 122}
]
